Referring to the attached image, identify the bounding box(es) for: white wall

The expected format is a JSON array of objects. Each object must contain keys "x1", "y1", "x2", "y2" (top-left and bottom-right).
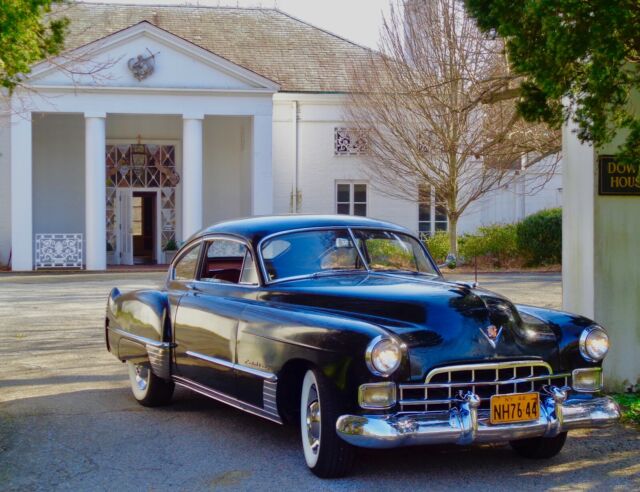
[
  {"x1": 0, "y1": 113, "x2": 10, "y2": 266},
  {"x1": 32, "y1": 114, "x2": 85, "y2": 240},
  {"x1": 272, "y1": 94, "x2": 417, "y2": 232},
  {"x1": 458, "y1": 170, "x2": 562, "y2": 234},
  {"x1": 203, "y1": 116, "x2": 252, "y2": 226},
  {"x1": 274, "y1": 94, "x2": 563, "y2": 237}
]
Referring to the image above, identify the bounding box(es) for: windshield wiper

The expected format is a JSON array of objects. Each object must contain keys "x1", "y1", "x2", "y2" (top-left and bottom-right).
[
  {"x1": 372, "y1": 269, "x2": 438, "y2": 277},
  {"x1": 311, "y1": 268, "x2": 367, "y2": 278}
]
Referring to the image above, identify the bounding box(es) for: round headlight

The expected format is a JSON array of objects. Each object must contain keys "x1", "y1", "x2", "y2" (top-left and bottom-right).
[
  {"x1": 366, "y1": 336, "x2": 402, "y2": 377},
  {"x1": 579, "y1": 325, "x2": 610, "y2": 362}
]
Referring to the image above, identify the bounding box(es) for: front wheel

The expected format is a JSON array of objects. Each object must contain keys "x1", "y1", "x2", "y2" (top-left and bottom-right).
[
  {"x1": 510, "y1": 432, "x2": 567, "y2": 459},
  {"x1": 127, "y1": 361, "x2": 174, "y2": 407},
  {"x1": 300, "y1": 369, "x2": 356, "y2": 478}
]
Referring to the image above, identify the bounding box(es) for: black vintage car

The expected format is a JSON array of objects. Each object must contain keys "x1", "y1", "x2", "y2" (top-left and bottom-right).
[{"x1": 105, "y1": 215, "x2": 620, "y2": 477}]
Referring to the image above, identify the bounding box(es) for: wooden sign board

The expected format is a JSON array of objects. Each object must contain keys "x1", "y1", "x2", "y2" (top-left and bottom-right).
[{"x1": 599, "y1": 155, "x2": 640, "y2": 195}]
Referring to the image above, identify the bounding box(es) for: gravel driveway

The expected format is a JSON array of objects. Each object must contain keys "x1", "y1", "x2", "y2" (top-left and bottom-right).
[{"x1": 1, "y1": 272, "x2": 638, "y2": 491}]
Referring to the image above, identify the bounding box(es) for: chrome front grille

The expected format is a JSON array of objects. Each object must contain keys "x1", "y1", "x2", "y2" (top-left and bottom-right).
[{"x1": 399, "y1": 361, "x2": 571, "y2": 412}]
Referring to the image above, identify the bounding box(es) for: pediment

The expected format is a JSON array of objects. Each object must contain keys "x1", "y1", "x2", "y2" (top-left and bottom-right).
[{"x1": 28, "y1": 22, "x2": 279, "y2": 92}]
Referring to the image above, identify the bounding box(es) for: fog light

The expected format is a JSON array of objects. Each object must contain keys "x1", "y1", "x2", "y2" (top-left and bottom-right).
[
  {"x1": 572, "y1": 368, "x2": 603, "y2": 392},
  {"x1": 358, "y1": 382, "x2": 397, "y2": 409}
]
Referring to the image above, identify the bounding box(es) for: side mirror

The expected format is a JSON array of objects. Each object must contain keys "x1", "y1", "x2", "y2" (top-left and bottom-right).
[
  {"x1": 335, "y1": 237, "x2": 351, "y2": 248},
  {"x1": 438, "y1": 254, "x2": 457, "y2": 270}
]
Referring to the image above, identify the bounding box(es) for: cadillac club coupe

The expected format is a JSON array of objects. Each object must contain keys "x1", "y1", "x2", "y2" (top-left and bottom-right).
[{"x1": 105, "y1": 215, "x2": 620, "y2": 477}]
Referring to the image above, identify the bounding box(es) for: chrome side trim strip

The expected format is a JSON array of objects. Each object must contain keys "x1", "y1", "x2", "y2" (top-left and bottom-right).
[
  {"x1": 186, "y1": 350, "x2": 234, "y2": 369},
  {"x1": 236, "y1": 364, "x2": 277, "y2": 381},
  {"x1": 262, "y1": 380, "x2": 279, "y2": 418},
  {"x1": 146, "y1": 344, "x2": 171, "y2": 379},
  {"x1": 173, "y1": 376, "x2": 283, "y2": 425},
  {"x1": 108, "y1": 326, "x2": 171, "y2": 349},
  {"x1": 185, "y1": 350, "x2": 277, "y2": 382}
]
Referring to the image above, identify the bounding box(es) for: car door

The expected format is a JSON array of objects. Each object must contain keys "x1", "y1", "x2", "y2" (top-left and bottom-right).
[{"x1": 172, "y1": 236, "x2": 258, "y2": 396}]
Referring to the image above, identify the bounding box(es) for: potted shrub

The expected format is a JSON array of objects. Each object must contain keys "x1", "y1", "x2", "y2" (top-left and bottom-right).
[
  {"x1": 106, "y1": 241, "x2": 116, "y2": 265},
  {"x1": 163, "y1": 239, "x2": 178, "y2": 264}
]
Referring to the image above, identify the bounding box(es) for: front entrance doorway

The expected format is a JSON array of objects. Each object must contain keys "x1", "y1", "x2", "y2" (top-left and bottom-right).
[
  {"x1": 106, "y1": 143, "x2": 180, "y2": 265},
  {"x1": 132, "y1": 192, "x2": 156, "y2": 264}
]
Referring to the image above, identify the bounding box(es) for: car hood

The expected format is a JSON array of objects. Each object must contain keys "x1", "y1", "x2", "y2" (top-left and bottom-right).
[{"x1": 261, "y1": 273, "x2": 560, "y2": 379}]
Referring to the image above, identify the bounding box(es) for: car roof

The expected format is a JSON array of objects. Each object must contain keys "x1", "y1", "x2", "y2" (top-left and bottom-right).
[{"x1": 194, "y1": 214, "x2": 412, "y2": 247}]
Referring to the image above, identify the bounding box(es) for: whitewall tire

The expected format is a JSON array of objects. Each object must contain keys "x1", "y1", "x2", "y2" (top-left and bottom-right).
[
  {"x1": 126, "y1": 360, "x2": 174, "y2": 407},
  {"x1": 299, "y1": 368, "x2": 355, "y2": 478}
]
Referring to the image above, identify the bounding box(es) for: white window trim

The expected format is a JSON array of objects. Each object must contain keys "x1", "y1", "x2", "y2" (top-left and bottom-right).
[
  {"x1": 336, "y1": 181, "x2": 368, "y2": 216},
  {"x1": 418, "y1": 185, "x2": 448, "y2": 239}
]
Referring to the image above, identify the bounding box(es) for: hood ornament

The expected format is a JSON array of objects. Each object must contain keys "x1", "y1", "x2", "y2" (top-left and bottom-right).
[{"x1": 480, "y1": 324, "x2": 503, "y2": 349}]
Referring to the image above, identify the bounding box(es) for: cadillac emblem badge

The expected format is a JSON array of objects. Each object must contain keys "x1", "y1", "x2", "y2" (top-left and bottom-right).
[{"x1": 480, "y1": 324, "x2": 503, "y2": 348}]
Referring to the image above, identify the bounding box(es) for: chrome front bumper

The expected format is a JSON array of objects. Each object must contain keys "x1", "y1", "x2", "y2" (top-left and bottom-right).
[{"x1": 336, "y1": 389, "x2": 620, "y2": 449}]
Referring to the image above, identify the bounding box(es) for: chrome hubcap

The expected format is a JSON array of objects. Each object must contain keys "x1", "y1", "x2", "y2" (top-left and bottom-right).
[
  {"x1": 134, "y1": 364, "x2": 149, "y2": 391},
  {"x1": 306, "y1": 385, "x2": 321, "y2": 454}
]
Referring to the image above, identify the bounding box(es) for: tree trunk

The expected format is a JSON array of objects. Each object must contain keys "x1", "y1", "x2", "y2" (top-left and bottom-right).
[{"x1": 448, "y1": 216, "x2": 458, "y2": 257}]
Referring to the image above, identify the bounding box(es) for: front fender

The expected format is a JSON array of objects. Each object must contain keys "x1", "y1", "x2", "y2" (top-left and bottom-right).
[
  {"x1": 236, "y1": 301, "x2": 403, "y2": 409},
  {"x1": 515, "y1": 304, "x2": 600, "y2": 369}
]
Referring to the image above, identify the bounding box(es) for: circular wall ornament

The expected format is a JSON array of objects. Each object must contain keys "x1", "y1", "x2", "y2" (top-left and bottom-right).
[{"x1": 127, "y1": 49, "x2": 158, "y2": 81}]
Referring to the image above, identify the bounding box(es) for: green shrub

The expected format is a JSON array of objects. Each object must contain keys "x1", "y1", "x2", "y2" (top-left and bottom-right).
[
  {"x1": 459, "y1": 223, "x2": 518, "y2": 267},
  {"x1": 613, "y1": 393, "x2": 640, "y2": 426},
  {"x1": 458, "y1": 233, "x2": 483, "y2": 259},
  {"x1": 424, "y1": 231, "x2": 449, "y2": 262},
  {"x1": 516, "y1": 208, "x2": 562, "y2": 265}
]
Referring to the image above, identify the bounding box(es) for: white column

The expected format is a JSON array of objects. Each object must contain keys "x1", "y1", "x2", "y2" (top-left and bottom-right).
[
  {"x1": 561, "y1": 118, "x2": 595, "y2": 317},
  {"x1": 10, "y1": 111, "x2": 33, "y2": 271},
  {"x1": 85, "y1": 113, "x2": 107, "y2": 270},
  {"x1": 182, "y1": 115, "x2": 204, "y2": 240},
  {"x1": 251, "y1": 114, "x2": 273, "y2": 215}
]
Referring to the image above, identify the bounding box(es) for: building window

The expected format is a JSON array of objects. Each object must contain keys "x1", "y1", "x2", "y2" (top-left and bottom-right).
[
  {"x1": 418, "y1": 184, "x2": 431, "y2": 237},
  {"x1": 418, "y1": 184, "x2": 448, "y2": 239},
  {"x1": 335, "y1": 127, "x2": 367, "y2": 155},
  {"x1": 336, "y1": 182, "x2": 367, "y2": 216}
]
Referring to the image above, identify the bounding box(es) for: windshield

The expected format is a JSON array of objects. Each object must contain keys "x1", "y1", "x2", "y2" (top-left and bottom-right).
[
  {"x1": 352, "y1": 229, "x2": 436, "y2": 274},
  {"x1": 260, "y1": 228, "x2": 437, "y2": 282}
]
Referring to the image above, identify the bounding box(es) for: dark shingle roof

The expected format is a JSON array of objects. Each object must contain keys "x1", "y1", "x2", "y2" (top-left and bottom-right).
[{"x1": 56, "y1": 2, "x2": 376, "y2": 92}]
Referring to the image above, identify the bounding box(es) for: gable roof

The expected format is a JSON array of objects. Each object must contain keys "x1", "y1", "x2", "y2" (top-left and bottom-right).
[{"x1": 54, "y1": 3, "x2": 377, "y2": 93}]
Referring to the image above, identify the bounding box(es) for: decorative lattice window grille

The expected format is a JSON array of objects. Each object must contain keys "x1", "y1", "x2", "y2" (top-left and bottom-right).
[
  {"x1": 105, "y1": 144, "x2": 179, "y2": 252},
  {"x1": 334, "y1": 127, "x2": 367, "y2": 155},
  {"x1": 35, "y1": 233, "x2": 83, "y2": 269}
]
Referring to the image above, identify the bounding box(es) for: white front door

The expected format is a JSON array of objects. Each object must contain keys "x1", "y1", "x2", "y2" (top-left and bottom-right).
[{"x1": 117, "y1": 188, "x2": 134, "y2": 265}]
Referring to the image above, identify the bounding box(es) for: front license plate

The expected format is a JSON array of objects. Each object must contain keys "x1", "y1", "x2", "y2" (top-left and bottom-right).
[{"x1": 490, "y1": 392, "x2": 540, "y2": 424}]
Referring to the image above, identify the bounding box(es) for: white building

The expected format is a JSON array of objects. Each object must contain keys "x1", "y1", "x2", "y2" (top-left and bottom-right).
[{"x1": 0, "y1": 4, "x2": 561, "y2": 270}]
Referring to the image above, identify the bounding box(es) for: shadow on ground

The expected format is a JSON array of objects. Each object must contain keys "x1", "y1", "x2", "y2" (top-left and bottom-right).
[{"x1": 1, "y1": 387, "x2": 638, "y2": 491}]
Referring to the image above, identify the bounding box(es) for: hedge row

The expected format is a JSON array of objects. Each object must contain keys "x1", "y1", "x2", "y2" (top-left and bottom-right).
[{"x1": 425, "y1": 208, "x2": 562, "y2": 267}]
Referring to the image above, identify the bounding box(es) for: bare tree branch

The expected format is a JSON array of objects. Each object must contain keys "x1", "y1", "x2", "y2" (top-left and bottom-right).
[{"x1": 345, "y1": 0, "x2": 560, "y2": 255}]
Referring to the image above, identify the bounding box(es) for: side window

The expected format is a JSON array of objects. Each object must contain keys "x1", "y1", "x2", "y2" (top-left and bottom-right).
[
  {"x1": 240, "y1": 250, "x2": 260, "y2": 285},
  {"x1": 174, "y1": 243, "x2": 202, "y2": 281},
  {"x1": 201, "y1": 239, "x2": 249, "y2": 284}
]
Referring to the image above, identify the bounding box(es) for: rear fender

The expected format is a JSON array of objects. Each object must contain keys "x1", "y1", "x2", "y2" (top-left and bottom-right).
[{"x1": 106, "y1": 288, "x2": 173, "y2": 379}]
